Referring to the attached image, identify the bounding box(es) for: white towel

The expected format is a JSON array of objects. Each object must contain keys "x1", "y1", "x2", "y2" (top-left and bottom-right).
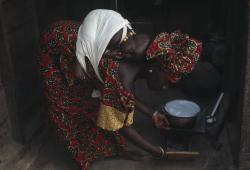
[{"x1": 76, "y1": 9, "x2": 131, "y2": 83}]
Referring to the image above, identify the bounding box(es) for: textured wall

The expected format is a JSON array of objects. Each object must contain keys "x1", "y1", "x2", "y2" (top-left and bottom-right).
[
  {"x1": 221, "y1": 0, "x2": 250, "y2": 168},
  {"x1": 0, "y1": 78, "x2": 9, "y2": 145},
  {"x1": 0, "y1": 0, "x2": 41, "y2": 142},
  {"x1": 118, "y1": 0, "x2": 219, "y2": 37},
  {"x1": 0, "y1": 0, "x2": 115, "y2": 143},
  {"x1": 239, "y1": 1, "x2": 250, "y2": 169}
]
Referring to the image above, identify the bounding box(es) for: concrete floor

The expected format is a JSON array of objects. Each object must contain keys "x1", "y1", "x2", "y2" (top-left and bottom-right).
[{"x1": 0, "y1": 80, "x2": 237, "y2": 170}]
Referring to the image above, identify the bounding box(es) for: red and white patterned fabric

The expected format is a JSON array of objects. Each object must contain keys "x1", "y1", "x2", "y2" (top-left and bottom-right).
[
  {"x1": 146, "y1": 31, "x2": 202, "y2": 83},
  {"x1": 38, "y1": 21, "x2": 134, "y2": 170}
]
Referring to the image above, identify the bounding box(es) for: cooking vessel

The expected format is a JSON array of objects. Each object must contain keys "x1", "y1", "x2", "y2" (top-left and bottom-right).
[{"x1": 162, "y1": 99, "x2": 200, "y2": 129}]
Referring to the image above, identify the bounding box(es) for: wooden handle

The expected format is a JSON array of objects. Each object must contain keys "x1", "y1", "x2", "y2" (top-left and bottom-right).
[{"x1": 165, "y1": 151, "x2": 200, "y2": 160}]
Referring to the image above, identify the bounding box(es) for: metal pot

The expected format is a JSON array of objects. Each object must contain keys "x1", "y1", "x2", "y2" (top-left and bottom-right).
[{"x1": 162, "y1": 100, "x2": 200, "y2": 129}]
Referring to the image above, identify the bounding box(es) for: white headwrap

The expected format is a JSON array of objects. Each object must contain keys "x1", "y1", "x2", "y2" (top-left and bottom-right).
[{"x1": 76, "y1": 9, "x2": 131, "y2": 83}]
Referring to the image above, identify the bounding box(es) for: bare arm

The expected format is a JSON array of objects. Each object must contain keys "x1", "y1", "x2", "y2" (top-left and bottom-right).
[
  {"x1": 118, "y1": 61, "x2": 164, "y2": 157},
  {"x1": 118, "y1": 61, "x2": 155, "y2": 115},
  {"x1": 135, "y1": 98, "x2": 155, "y2": 117},
  {"x1": 119, "y1": 126, "x2": 161, "y2": 157},
  {"x1": 119, "y1": 61, "x2": 169, "y2": 128}
]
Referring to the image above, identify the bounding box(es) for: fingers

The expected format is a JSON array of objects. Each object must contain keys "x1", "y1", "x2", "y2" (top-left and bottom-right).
[
  {"x1": 154, "y1": 118, "x2": 162, "y2": 128},
  {"x1": 163, "y1": 117, "x2": 170, "y2": 126},
  {"x1": 159, "y1": 121, "x2": 169, "y2": 129},
  {"x1": 154, "y1": 114, "x2": 170, "y2": 129},
  {"x1": 155, "y1": 119, "x2": 167, "y2": 128},
  {"x1": 158, "y1": 114, "x2": 170, "y2": 126}
]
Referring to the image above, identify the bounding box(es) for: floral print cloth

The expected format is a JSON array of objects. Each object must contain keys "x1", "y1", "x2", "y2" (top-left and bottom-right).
[
  {"x1": 146, "y1": 31, "x2": 202, "y2": 83},
  {"x1": 38, "y1": 20, "x2": 134, "y2": 170}
]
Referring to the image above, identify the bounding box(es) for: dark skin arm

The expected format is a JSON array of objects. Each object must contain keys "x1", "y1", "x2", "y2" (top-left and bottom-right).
[
  {"x1": 120, "y1": 126, "x2": 161, "y2": 157},
  {"x1": 119, "y1": 60, "x2": 169, "y2": 127},
  {"x1": 118, "y1": 61, "x2": 168, "y2": 157},
  {"x1": 75, "y1": 57, "x2": 163, "y2": 156},
  {"x1": 118, "y1": 60, "x2": 154, "y2": 116},
  {"x1": 104, "y1": 30, "x2": 168, "y2": 156}
]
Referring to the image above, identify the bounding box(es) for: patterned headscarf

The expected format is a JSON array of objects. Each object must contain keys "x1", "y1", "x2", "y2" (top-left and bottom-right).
[{"x1": 146, "y1": 31, "x2": 202, "y2": 83}]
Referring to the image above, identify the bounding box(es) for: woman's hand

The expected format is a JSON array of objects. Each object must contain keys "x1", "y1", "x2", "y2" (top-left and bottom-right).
[{"x1": 152, "y1": 111, "x2": 170, "y2": 129}]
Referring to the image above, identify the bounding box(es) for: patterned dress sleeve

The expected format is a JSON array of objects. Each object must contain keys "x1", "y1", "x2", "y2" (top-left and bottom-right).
[
  {"x1": 96, "y1": 55, "x2": 135, "y2": 131},
  {"x1": 38, "y1": 21, "x2": 80, "y2": 87}
]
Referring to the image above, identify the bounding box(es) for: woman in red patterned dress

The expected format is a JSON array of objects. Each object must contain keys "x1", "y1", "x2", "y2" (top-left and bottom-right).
[{"x1": 38, "y1": 9, "x2": 202, "y2": 170}]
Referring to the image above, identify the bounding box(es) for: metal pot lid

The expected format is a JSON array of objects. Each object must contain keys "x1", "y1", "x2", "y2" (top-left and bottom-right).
[{"x1": 164, "y1": 99, "x2": 200, "y2": 118}]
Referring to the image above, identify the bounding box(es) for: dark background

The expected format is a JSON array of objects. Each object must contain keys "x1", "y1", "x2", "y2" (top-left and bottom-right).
[{"x1": 0, "y1": 0, "x2": 248, "y2": 167}]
